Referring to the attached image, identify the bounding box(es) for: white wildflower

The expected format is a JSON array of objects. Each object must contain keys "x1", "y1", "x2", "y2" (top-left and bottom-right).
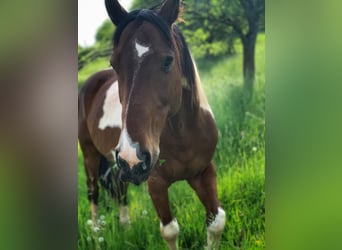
[
  {"x1": 86, "y1": 219, "x2": 93, "y2": 226},
  {"x1": 252, "y1": 146, "x2": 257, "y2": 152},
  {"x1": 93, "y1": 226, "x2": 100, "y2": 233},
  {"x1": 98, "y1": 237, "x2": 104, "y2": 243}
]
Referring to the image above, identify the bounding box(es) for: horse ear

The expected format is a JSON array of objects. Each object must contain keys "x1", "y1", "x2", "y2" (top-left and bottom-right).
[
  {"x1": 158, "y1": 0, "x2": 180, "y2": 25},
  {"x1": 105, "y1": 0, "x2": 128, "y2": 26}
]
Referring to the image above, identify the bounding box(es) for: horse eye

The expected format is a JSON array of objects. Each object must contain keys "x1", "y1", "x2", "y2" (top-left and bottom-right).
[{"x1": 162, "y1": 56, "x2": 174, "y2": 72}]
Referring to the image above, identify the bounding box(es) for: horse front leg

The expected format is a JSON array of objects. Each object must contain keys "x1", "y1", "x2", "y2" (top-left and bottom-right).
[
  {"x1": 83, "y1": 150, "x2": 100, "y2": 225},
  {"x1": 187, "y1": 162, "x2": 226, "y2": 250},
  {"x1": 117, "y1": 180, "x2": 130, "y2": 225},
  {"x1": 110, "y1": 166, "x2": 130, "y2": 225},
  {"x1": 148, "y1": 173, "x2": 179, "y2": 250}
]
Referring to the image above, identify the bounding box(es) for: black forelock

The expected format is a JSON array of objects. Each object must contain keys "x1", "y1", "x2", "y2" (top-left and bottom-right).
[{"x1": 113, "y1": 8, "x2": 172, "y2": 47}]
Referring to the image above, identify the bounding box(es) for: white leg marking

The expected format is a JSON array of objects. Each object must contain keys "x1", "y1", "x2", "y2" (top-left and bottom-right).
[
  {"x1": 118, "y1": 128, "x2": 141, "y2": 168},
  {"x1": 135, "y1": 40, "x2": 150, "y2": 58},
  {"x1": 160, "y1": 219, "x2": 179, "y2": 250},
  {"x1": 90, "y1": 202, "x2": 98, "y2": 225},
  {"x1": 207, "y1": 207, "x2": 226, "y2": 250},
  {"x1": 98, "y1": 81, "x2": 122, "y2": 130},
  {"x1": 119, "y1": 205, "x2": 130, "y2": 225},
  {"x1": 117, "y1": 39, "x2": 151, "y2": 166}
]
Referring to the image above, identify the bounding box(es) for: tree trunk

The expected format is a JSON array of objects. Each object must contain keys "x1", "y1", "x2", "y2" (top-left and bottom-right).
[
  {"x1": 242, "y1": 31, "x2": 257, "y2": 92},
  {"x1": 240, "y1": 29, "x2": 258, "y2": 115}
]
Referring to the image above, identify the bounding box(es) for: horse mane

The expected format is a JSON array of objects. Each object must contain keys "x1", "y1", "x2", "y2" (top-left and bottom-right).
[{"x1": 112, "y1": 8, "x2": 200, "y2": 115}]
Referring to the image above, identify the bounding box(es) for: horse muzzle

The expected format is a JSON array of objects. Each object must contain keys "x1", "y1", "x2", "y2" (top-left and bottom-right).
[{"x1": 116, "y1": 149, "x2": 152, "y2": 185}]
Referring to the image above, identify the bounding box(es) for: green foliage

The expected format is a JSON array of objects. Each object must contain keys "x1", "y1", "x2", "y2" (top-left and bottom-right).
[
  {"x1": 180, "y1": 0, "x2": 236, "y2": 58},
  {"x1": 182, "y1": 27, "x2": 230, "y2": 58},
  {"x1": 78, "y1": 33, "x2": 265, "y2": 249},
  {"x1": 95, "y1": 20, "x2": 115, "y2": 46},
  {"x1": 78, "y1": 57, "x2": 110, "y2": 87},
  {"x1": 180, "y1": 0, "x2": 264, "y2": 59},
  {"x1": 78, "y1": 20, "x2": 114, "y2": 72}
]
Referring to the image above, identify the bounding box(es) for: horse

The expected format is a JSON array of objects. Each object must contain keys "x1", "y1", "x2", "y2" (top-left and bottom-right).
[
  {"x1": 78, "y1": 68, "x2": 130, "y2": 225},
  {"x1": 79, "y1": 0, "x2": 226, "y2": 248}
]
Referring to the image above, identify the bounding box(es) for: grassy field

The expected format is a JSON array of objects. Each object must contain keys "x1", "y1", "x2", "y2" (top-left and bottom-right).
[{"x1": 78, "y1": 33, "x2": 265, "y2": 249}]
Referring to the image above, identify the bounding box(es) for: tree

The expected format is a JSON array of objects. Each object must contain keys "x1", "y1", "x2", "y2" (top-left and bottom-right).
[
  {"x1": 95, "y1": 19, "x2": 115, "y2": 46},
  {"x1": 237, "y1": 0, "x2": 264, "y2": 91},
  {"x1": 187, "y1": 0, "x2": 264, "y2": 91},
  {"x1": 78, "y1": 20, "x2": 115, "y2": 71},
  {"x1": 180, "y1": 0, "x2": 236, "y2": 58}
]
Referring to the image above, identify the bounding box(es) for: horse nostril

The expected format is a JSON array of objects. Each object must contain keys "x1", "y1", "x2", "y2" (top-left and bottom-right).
[
  {"x1": 144, "y1": 152, "x2": 151, "y2": 169},
  {"x1": 116, "y1": 154, "x2": 130, "y2": 173},
  {"x1": 140, "y1": 151, "x2": 151, "y2": 170}
]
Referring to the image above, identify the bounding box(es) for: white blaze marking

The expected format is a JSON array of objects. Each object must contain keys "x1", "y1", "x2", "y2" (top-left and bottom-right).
[
  {"x1": 98, "y1": 81, "x2": 122, "y2": 130},
  {"x1": 116, "y1": 39, "x2": 151, "y2": 167},
  {"x1": 135, "y1": 41, "x2": 149, "y2": 58},
  {"x1": 118, "y1": 128, "x2": 141, "y2": 168},
  {"x1": 126, "y1": 39, "x2": 150, "y2": 117}
]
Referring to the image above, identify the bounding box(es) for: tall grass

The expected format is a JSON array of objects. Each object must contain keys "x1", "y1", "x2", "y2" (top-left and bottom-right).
[{"x1": 78, "y1": 34, "x2": 265, "y2": 249}]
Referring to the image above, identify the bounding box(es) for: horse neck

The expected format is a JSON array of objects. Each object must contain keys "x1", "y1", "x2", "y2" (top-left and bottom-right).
[
  {"x1": 167, "y1": 83, "x2": 202, "y2": 132},
  {"x1": 167, "y1": 49, "x2": 213, "y2": 132}
]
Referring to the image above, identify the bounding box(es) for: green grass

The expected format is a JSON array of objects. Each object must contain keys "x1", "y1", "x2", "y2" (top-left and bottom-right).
[
  {"x1": 78, "y1": 33, "x2": 265, "y2": 249},
  {"x1": 78, "y1": 57, "x2": 111, "y2": 87}
]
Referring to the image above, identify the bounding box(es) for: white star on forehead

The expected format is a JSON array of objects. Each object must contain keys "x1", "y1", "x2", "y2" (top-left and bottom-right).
[{"x1": 135, "y1": 41, "x2": 149, "y2": 58}]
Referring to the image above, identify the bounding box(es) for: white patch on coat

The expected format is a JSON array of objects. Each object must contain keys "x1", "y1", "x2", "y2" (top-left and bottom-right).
[
  {"x1": 117, "y1": 128, "x2": 141, "y2": 168},
  {"x1": 160, "y1": 219, "x2": 179, "y2": 250},
  {"x1": 207, "y1": 207, "x2": 226, "y2": 249},
  {"x1": 98, "y1": 81, "x2": 122, "y2": 130},
  {"x1": 135, "y1": 41, "x2": 150, "y2": 58}
]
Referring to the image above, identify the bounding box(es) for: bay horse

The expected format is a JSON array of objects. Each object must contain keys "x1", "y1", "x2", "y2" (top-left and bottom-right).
[
  {"x1": 79, "y1": 0, "x2": 226, "y2": 248},
  {"x1": 78, "y1": 68, "x2": 130, "y2": 225}
]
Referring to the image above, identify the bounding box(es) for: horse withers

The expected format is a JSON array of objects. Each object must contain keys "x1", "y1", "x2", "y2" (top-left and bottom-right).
[{"x1": 78, "y1": 69, "x2": 130, "y2": 225}]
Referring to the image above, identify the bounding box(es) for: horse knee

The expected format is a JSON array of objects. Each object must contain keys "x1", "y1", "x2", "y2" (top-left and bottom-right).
[
  {"x1": 160, "y1": 219, "x2": 179, "y2": 249},
  {"x1": 207, "y1": 207, "x2": 226, "y2": 249},
  {"x1": 87, "y1": 180, "x2": 99, "y2": 203}
]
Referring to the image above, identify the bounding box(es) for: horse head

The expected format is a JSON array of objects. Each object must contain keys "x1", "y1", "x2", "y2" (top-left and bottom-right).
[{"x1": 105, "y1": 0, "x2": 183, "y2": 185}]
